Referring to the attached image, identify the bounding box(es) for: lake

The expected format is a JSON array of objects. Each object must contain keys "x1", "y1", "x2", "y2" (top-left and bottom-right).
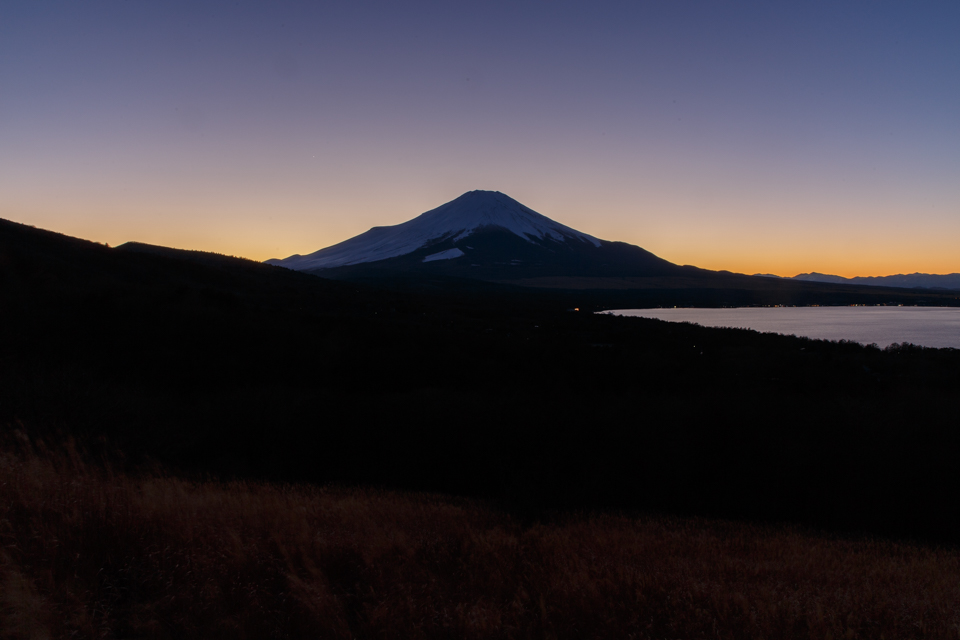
[{"x1": 605, "y1": 306, "x2": 960, "y2": 349}]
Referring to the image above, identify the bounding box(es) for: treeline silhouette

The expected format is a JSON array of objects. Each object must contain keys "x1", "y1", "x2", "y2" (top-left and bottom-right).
[{"x1": 2, "y1": 217, "x2": 960, "y2": 544}]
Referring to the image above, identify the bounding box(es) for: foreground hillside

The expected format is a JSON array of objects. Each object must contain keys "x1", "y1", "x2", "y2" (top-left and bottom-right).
[
  {"x1": 2, "y1": 437, "x2": 957, "y2": 640},
  {"x1": 2, "y1": 217, "x2": 960, "y2": 544}
]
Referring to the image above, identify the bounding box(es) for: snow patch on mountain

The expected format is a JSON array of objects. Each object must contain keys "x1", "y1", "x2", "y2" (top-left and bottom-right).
[
  {"x1": 266, "y1": 190, "x2": 601, "y2": 271},
  {"x1": 422, "y1": 248, "x2": 464, "y2": 262}
]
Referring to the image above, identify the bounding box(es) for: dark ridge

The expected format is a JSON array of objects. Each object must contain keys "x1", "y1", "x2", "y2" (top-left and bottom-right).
[{"x1": 115, "y1": 241, "x2": 263, "y2": 269}]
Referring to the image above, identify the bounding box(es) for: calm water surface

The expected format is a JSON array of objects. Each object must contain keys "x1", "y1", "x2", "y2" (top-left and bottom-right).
[{"x1": 606, "y1": 307, "x2": 960, "y2": 349}]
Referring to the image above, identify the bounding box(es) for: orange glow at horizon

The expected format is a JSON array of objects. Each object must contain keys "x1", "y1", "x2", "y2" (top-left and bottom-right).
[{"x1": 4, "y1": 191, "x2": 958, "y2": 281}]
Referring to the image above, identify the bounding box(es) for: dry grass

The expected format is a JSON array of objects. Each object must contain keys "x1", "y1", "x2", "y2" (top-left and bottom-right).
[{"x1": 1, "y1": 433, "x2": 958, "y2": 639}]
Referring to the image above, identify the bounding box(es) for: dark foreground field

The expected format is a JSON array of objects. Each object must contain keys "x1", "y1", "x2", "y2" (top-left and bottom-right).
[{"x1": 2, "y1": 436, "x2": 958, "y2": 640}]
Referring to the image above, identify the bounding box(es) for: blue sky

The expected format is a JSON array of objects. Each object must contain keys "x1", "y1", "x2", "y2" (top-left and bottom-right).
[{"x1": 1, "y1": 1, "x2": 957, "y2": 275}]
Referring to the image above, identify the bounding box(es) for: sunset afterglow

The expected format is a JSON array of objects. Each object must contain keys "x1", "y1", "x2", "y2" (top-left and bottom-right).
[{"x1": 2, "y1": 2, "x2": 957, "y2": 278}]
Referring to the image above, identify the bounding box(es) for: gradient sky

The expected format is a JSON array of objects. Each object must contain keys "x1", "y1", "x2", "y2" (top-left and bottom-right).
[{"x1": 2, "y1": 1, "x2": 958, "y2": 277}]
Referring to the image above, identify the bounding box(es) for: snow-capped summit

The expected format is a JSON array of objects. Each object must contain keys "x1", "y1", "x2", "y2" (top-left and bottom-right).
[
  {"x1": 267, "y1": 190, "x2": 681, "y2": 280},
  {"x1": 267, "y1": 191, "x2": 600, "y2": 271}
]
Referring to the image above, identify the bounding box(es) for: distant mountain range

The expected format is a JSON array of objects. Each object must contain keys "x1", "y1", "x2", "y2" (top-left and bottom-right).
[
  {"x1": 266, "y1": 190, "x2": 690, "y2": 280},
  {"x1": 756, "y1": 272, "x2": 960, "y2": 291}
]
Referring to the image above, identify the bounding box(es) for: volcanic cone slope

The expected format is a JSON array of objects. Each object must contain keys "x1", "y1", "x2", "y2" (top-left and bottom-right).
[{"x1": 266, "y1": 190, "x2": 682, "y2": 280}]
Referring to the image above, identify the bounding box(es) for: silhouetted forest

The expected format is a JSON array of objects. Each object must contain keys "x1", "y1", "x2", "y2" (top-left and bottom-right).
[{"x1": 2, "y1": 218, "x2": 960, "y2": 544}]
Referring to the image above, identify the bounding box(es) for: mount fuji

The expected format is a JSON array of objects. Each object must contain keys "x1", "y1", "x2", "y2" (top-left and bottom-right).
[{"x1": 266, "y1": 190, "x2": 686, "y2": 281}]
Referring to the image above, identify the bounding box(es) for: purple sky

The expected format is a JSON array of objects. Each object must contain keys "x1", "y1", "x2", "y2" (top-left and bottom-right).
[{"x1": 2, "y1": 1, "x2": 958, "y2": 276}]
